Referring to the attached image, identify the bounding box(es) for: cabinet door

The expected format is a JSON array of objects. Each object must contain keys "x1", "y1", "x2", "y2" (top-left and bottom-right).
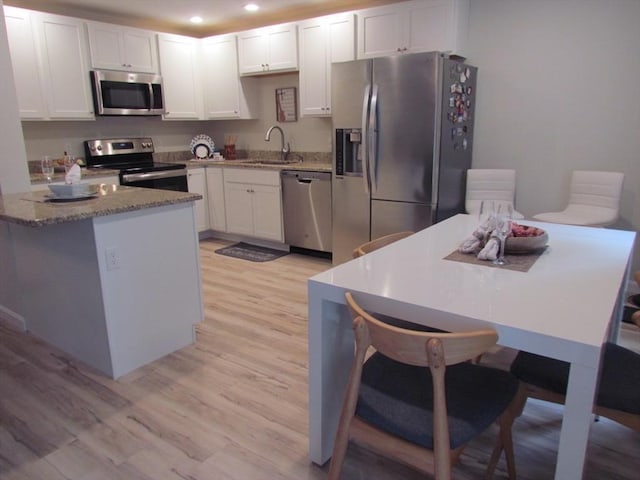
[
  {"x1": 202, "y1": 34, "x2": 258, "y2": 119},
  {"x1": 87, "y1": 22, "x2": 124, "y2": 70},
  {"x1": 158, "y1": 33, "x2": 203, "y2": 119},
  {"x1": 251, "y1": 185, "x2": 284, "y2": 242},
  {"x1": 238, "y1": 23, "x2": 297, "y2": 75},
  {"x1": 3, "y1": 7, "x2": 47, "y2": 119},
  {"x1": 406, "y1": 0, "x2": 465, "y2": 54},
  {"x1": 237, "y1": 29, "x2": 267, "y2": 75},
  {"x1": 88, "y1": 23, "x2": 158, "y2": 73},
  {"x1": 206, "y1": 168, "x2": 226, "y2": 231},
  {"x1": 299, "y1": 14, "x2": 354, "y2": 117},
  {"x1": 265, "y1": 24, "x2": 297, "y2": 72},
  {"x1": 35, "y1": 13, "x2": 94, "y2": 119},
  {"x1": 252, "y1": 184, "x2": 283, "y2": 242},
  {"x1": 357, "y1": 4, "x2": 405, "y2": 59},
  {"x1": 121, "y1": 28, "x2": 158, "y2": 73},
  {"x1": 187, "y1": 168, "x2": 209, "y2": 232},
  {"x1": 298, "y1": 20, "x2": 328, "y2": 117},
  {"x1": 224, "y1": 182, "x2": 254, "y2": 236}
]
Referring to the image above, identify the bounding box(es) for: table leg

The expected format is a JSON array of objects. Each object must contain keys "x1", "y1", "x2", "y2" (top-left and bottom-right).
[
  {"x1": 555, "y1": 359, "x2": 600, "y2": 480},
  {"x1": 308, "y1": 284, "x2": 354, "y2": 465}
]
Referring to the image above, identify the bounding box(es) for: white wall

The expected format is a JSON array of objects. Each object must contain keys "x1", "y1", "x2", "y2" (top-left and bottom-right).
[
  {"x1": 0, "y1": 0, "x2": 27, "y2": 327},
  {"x1": 21, "y1": 73, "x2": 333, "y2": 160},
  {"x1": 467, "y1": 0, "x2": 640, "y2": 233},
  {"x1": 0, "y1": 0, "x2": 29, "y2": 194}
]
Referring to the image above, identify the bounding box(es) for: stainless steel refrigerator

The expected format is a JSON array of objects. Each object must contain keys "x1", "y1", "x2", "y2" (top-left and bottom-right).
[{"x1": 331, "y1": 51, "x2": 477, "y2": 264}]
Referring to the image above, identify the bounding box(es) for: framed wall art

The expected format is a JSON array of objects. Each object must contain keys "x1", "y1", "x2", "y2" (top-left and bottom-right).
[{"x1": 276, "y1": 87, "x2": 297, "y2": 122}]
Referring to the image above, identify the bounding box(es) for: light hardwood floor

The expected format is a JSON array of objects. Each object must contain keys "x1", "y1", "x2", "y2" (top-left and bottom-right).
[{"x1": 0, "y1": 238, "x2": 638, "y2": 479}]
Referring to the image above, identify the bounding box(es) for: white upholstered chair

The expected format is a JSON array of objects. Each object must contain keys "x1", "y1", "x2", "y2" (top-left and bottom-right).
[
  {"x1": 465, "y1": 169, "x2": 524, "y2": 220},
  {"x1": 532, "y1": 170, "x2": 624, "y2": 227}
]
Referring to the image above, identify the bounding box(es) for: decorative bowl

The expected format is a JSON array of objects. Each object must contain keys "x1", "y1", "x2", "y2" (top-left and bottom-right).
[{"x1": 505, "y1": 229, "x2": 549, "y2": 253}]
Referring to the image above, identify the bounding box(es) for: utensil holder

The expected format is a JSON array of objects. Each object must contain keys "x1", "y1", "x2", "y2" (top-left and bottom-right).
[{"x1": 224, "y1": 144, "x2": 236, "y2": 160}]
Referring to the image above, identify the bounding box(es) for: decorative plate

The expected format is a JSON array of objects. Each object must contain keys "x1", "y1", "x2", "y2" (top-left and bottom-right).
[{"x1": 190, "y1": 134, "x2": 215, "y2": 160}]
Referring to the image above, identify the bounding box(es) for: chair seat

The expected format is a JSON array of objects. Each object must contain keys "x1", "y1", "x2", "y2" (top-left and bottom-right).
[
  {"x1": 357, "y1": 352, "x2": 520, "y2": 449},
  {"x1": 532, "y1": 204, "x2": 618, "y2": 227},
  {"x1": 510, "y1": 343, "x2": 640, "y2": 415}
]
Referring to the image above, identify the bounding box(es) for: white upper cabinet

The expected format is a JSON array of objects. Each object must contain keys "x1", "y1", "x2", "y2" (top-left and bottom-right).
[
  {"x1": 5, "y1": 7, "x2": 94, "y2": 120},
  {"x1": 87, "y1": 22, "x2": 158, "y2": 73},
  {"x1": 32, "y1": 11, "x2": 94, "y2": 119},
  {"x1": 357, "y1": 0, "x2": 469, "y2": 59},
  {"x1": 238, "y1": 23, "x2": 298, "y2": 75},
  {"x1": 4, "y1": 7, "x2": 47, "y2": 119},
  {"x1": 299, "y1": 13, "x2": 355, "y2": 117},
  {"x1": 201, "y1": 34, "x2": 258, "y2": 119},
  {"x1": 157, "y1": 33, "x2": 203, "y2": 120}
]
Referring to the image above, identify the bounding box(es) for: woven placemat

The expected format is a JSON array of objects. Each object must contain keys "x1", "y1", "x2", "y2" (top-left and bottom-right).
[{"x1": 444, "y1": 247, "x2": 548, "y2": 273}]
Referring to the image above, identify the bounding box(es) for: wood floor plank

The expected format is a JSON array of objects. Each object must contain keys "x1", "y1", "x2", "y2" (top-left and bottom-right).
[{"x1": 0, "y1": 237, "x2": 638, "y2": 479}]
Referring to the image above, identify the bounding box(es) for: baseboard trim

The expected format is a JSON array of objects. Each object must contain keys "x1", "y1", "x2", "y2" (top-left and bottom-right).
[{"x1": 0, "y1": 304, "x2": 26, "y2": 331}]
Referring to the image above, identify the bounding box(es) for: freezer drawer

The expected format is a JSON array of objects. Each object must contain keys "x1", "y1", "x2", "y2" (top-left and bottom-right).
[{"x1": 281, "y1": 170, "x2": 332, "y2": 253}]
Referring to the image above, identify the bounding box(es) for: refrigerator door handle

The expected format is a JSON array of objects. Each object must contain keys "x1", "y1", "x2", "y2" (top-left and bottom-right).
[
  {"x1": 369, "y1": 84, "x2": 379, "y2": 193},
  {"x1": 361, "y1": 84, "x2": 371, "y2": 195}
]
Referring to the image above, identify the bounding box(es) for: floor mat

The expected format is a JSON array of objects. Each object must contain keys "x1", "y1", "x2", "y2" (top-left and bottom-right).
[{"x1": 214, "y1": 242, "x2": 289, "y2": 262}]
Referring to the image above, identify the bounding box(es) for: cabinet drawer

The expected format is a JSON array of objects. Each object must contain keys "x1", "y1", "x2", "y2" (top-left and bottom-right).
[{"x1": 223, "y1": 168, "x2": 280, "y2": 186}]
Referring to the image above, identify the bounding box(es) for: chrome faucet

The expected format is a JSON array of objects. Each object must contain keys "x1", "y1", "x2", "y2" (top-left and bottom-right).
[{"x1": 265, "y1": 125, "x2": 290, "y2": 161}]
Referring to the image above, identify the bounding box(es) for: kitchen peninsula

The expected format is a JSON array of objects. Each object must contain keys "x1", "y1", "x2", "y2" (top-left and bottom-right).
[{"x1": 0, "y1": 184, "x2": 203, "y2": 378}]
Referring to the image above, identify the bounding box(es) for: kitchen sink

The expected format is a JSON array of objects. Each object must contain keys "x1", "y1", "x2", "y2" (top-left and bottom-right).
[{"x1": 242, "y1": 159, "x2": 300, "y2": 165}]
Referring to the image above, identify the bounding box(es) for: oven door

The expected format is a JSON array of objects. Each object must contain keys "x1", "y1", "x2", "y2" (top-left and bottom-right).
[{"x1": 121, "y1": 169, "x2": 188, "y2": 192}]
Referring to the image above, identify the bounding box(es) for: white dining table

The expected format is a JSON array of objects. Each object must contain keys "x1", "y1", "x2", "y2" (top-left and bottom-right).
[{"x1": 308, "y1": 214, "x2": 635, "y2": 479}]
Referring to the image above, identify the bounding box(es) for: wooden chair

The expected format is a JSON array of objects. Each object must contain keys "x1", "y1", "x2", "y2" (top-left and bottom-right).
[
  {"x1": 328, "y1": 292, "x2": 526, "y2": 480},
  {"x1": 510, "y1": 315, "x2": 640, "y2": 432},
  {"x1": 352, "y1": 231, "x2": 414, "y2": 258}
]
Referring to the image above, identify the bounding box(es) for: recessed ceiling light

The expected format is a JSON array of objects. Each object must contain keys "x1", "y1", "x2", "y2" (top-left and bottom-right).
[
  {"x1": 190, "y1": 16, "x2": 203, "y2": 24},
  {"x1": 244, "y1": 3, "x2": 260, "y2": 12}
]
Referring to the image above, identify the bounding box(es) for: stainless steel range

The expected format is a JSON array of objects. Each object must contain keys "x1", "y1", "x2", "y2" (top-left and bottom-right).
[{"x1": 84, "y1": 137, "x2": 188, "y2": 191}]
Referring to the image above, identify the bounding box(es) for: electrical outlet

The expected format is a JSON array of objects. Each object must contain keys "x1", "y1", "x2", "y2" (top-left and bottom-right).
[{"x1": 105, "y1": 247, "x2": 120, "y2": 270}]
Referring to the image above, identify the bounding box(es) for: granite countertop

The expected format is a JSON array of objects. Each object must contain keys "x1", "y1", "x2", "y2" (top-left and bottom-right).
[
  {"x1": 30, "y1": 167, "x2": 120, "y2": 185},
  {"x1": 0, "y1": 185, "x2": 201, "y2": 227},
  {"x1": 183, "y1": 158, "x2": 332, "y2": 172}
]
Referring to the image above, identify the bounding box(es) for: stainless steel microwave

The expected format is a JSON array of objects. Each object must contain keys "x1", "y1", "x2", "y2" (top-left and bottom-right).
[{"x1": 90, "y1": 70, "x2": 164, "y2": 116}]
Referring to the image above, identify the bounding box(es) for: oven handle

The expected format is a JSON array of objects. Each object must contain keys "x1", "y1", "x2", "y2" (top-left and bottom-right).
[{"x1": 122, "y1": 168, "x2": 187, "y2": 183}]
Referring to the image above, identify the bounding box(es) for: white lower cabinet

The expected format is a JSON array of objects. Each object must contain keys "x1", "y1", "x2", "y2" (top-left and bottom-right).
[
  {"x1": 187, "y1": 167, "x2": 209, "y2": 232},
  {"x1": 223, "y1": 168, "x2": 283, "y2": 242},
  {"x1": 205, "y1": 167, "x2": 226, "y2": 231}
]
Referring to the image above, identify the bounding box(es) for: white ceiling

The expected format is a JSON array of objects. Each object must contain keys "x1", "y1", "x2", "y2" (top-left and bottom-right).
[{"x1": 4, "y1": 0, "x2": 400, "y2": 36}]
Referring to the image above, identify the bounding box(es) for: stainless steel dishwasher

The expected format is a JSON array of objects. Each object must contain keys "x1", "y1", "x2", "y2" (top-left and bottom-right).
[{"x1": 281, "y1": 170, "x2": 332, "y2": 253}]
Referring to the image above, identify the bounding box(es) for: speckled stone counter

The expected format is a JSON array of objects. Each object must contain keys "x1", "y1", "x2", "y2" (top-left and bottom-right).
[
  {"x1": 183, "y1": 158, "x2": 332, "y2": 172},
  {"x1": 156, "y1": 149, "x2": 332, "y2": 172},
  {"x1": 0, "y1": 184, "x2": 202, "y2": 227}
]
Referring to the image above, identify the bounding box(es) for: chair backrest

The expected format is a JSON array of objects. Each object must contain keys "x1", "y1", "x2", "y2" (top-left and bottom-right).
[
  {"x1": 568, "y1": 170, "x2": 624, "y2": 210},
  {"x1": 465, "y1": 169, "x2": 517, "y2": 215},
  {"x1": 352, "y1": 231, "x2": 414, "y2": 258},
  {"x1": 345, "y1": 292, "x2": 498, "y2": 367}
]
